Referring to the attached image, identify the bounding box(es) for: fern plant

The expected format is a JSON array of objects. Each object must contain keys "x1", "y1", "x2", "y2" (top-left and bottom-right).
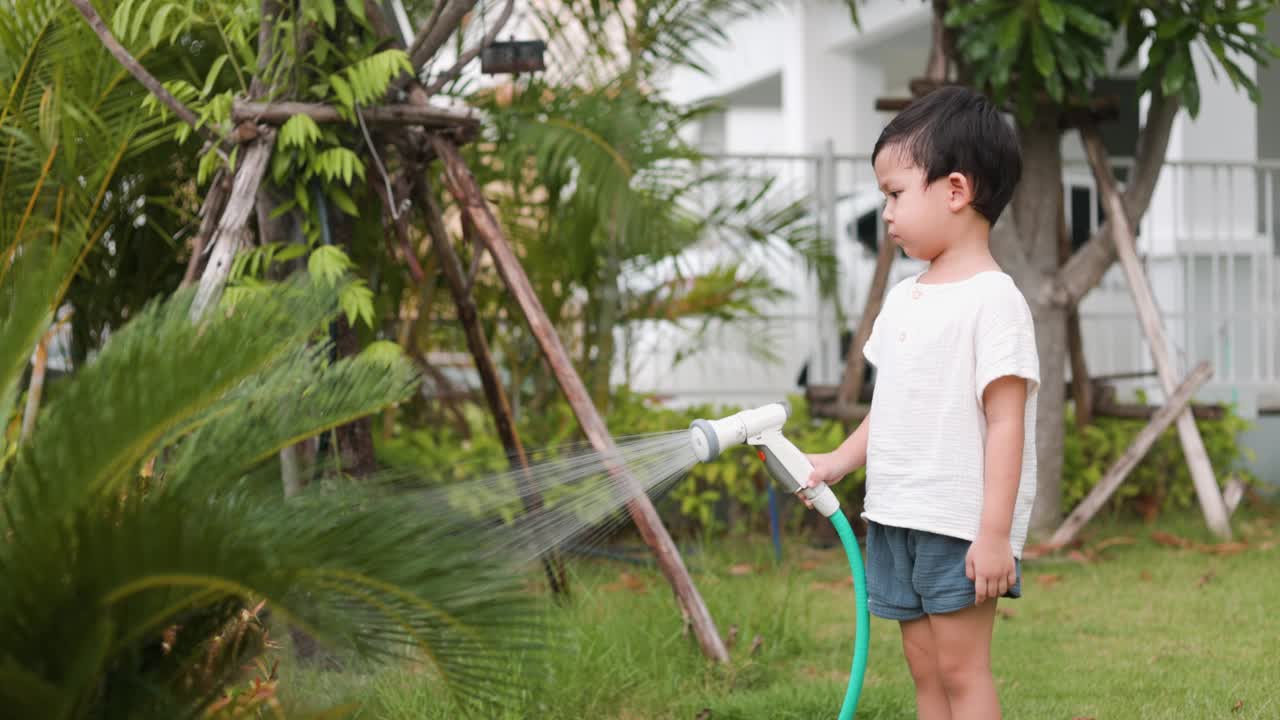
[
  {"x1": 1, "y1": 6, "x2": 544, "y2": 710},
  {"x1": 0, "y1": 243, "x2": 544, "y2": 717}
]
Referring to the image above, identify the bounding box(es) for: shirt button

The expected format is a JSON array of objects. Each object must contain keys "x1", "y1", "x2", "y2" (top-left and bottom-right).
[
  {"x1": 898, "y1": 331, "x2": 906, "y2": 342},
  {"x1": 911, "y1": 288, "x2": 922, "y2": 299}
]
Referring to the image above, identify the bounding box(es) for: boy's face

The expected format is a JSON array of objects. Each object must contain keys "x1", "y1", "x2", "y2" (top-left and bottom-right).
[{"x1": 873, "y1": 146, "x2": 970, "y2": 261}]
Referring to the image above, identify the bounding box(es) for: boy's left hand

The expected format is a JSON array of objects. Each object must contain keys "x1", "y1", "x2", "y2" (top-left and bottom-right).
[{"x1": 965, "y1": 534, "x2": 1017, "y2": 604}]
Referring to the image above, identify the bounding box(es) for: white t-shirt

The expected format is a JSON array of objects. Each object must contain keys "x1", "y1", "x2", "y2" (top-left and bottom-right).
[{"x1": 862, "y1": 271, "x2": 1040, "y2": 557}]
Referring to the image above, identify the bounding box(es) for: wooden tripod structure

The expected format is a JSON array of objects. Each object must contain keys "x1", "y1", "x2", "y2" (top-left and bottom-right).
[{"x1": 73, "y1": 0, "x2": 729, "y2": 662}]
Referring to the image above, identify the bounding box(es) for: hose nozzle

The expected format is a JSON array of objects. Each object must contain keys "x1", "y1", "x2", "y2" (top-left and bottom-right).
[
  {"x1": 688, "y1": 401, "x2": 790, "y2": 462},
  {"x1": 688, "y1": 401, "x2": 840, "y2": 517}
]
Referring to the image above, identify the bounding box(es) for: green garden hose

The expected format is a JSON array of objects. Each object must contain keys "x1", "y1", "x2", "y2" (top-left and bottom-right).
[{"x1": 830, "y1": 511, "x2": 869, "y2": 719}]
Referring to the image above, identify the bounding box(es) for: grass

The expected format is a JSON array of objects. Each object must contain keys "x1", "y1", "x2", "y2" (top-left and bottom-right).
[{"x1": 279, "y1": 506, "x2": 1280, "y2": 719}]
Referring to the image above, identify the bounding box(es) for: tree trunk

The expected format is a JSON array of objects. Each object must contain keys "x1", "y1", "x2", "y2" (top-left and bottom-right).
[
  {"x1": 1029, "y1": 300, "x2": 1067, "y2": 531},
  {"x1": 333, "y1": 314, "x2": 378, "y2": 477},
  {"x1": 591, "y1": 231, "x2": 622, "y2": 410},
  {"x1": 328, "y1": 208, "x2": 378, "y2": 478},
  {"x1": 1007, "y1": 114, "x2": 1066, "y2": 533},
  {"x1": 1055, "y1": 182, "x2": 1092, "y2": 429}
]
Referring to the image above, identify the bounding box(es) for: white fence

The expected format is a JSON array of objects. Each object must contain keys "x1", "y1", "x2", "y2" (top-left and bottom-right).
[{"x1": 619, "y1": 153, "x2": 1280, "y2": 416}]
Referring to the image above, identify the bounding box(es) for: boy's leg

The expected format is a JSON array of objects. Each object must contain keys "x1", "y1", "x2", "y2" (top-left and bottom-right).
[
  {"x1": 927, "y1": 600, "x2": 999, "y2": 720},
  {"x1": 899, "y1": 616, "x2": 951, "y2": 720}
]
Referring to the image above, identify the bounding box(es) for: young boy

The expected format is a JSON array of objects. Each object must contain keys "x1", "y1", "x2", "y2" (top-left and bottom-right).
[{"x1": 806, "y1": 86, "x2": 1040, "y2": 719}]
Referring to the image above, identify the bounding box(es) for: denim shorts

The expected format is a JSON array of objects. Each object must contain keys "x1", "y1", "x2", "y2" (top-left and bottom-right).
[{"x1": 865, "y1": 521, "x2": 1021, "y2": 621}]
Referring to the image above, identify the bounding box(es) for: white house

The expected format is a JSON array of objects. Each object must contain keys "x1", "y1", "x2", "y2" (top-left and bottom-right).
[{"x1": 616, "y1": 0, "x2": 1280, "y2": 478}]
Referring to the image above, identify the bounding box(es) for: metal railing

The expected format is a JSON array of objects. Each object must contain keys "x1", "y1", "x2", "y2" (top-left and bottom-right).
[{"x1": 619, "y1": 152, "x2": 1280, "y2": 414}]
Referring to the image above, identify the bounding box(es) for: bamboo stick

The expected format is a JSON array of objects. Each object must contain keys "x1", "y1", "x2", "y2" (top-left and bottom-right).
[
  {"x1": 406, "y1": 174, "x2": 569, "y2": 597},
  {"x1": 836, "y1": 226, "x2": 895, "y2": 410},
  {"x1": 1049, "y1": 362, "x2": 1212, "y2": 547},
  {"x1": 429, "y1": 134, "x2": 728, "y2": 662},
  {"x1": 1079, "y1": 126, "x2": 1231, "y2": 539}
]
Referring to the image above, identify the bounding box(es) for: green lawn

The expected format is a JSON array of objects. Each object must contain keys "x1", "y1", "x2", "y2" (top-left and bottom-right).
[{"x1": 281, "y1": 507, "x2": 1280, "y2": 719}]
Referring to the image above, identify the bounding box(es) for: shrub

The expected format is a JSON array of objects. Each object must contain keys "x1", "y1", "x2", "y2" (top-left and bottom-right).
[{"x1": 381, "y1": 389, "x2": 1258, "y2": 535}]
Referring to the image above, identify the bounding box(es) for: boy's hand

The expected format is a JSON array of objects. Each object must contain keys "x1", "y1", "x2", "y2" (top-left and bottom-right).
[
  {"x1": 965, "y1": 534, "x2": 1017, "y2": 604},
  {"x1": 799, "y1": 453, "x2": 846, "y2": 509}
]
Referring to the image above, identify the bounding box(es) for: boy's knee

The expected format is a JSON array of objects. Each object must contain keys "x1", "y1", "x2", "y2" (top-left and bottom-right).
[
  {"x1": 901, "y1": 636, "x2": 940, "y2": 684},
  {"x1": 936, "y1": 655, "x2": 991, "y2": 696}
]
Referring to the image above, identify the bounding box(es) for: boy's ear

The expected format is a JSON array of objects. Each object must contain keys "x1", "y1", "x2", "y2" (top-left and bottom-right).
[{"x1": 946, "y1": 172, "x2": 975, "y2": 213}]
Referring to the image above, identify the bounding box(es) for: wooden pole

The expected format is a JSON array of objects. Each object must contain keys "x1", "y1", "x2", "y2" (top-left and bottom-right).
[
  {"x1": 429, "y1": 134, "x2": 729, "y2": 663},
  {"x1": 189, "y1": 133, "x2": 276, "y2": 320},
  {"x1": 1049, "y1": 362, "x2": 1212, "y2": 547},
  {"x1": 1059, "y1": 191, "x2": 1093, "y2": 427},
  {"x1": 422, "y1": 0, "x2": 516, "y2": 95},
  {"x1": 1079, "y1": 126, "x2": 1232, "y2": 539},
  {"x1": 836, "y1": 225, "x2": 895, "y2": 409},
  {"x1": 389, "y1": 171, "x2": 569, "y2": 597},
  {"x1": 19, "y1": 328, "x2": 52, "y2": 441},
  {"x1": 69, "y1": 0, "x2": 222, "y2": 148},
  {"x1": 182, "y1": 171, "x2": 231, "y2": 288},
  {"x1": 838, "y1": 0, "x2": 952, "y2": 413},
  {"x1": 231, "y1": 101, "x2": 479, "y2": 129}
]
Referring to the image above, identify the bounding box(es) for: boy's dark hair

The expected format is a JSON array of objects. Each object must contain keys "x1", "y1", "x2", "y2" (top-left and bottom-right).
[{"x1": 871, "y1": 86, "x2": 1021, "y2": 225}]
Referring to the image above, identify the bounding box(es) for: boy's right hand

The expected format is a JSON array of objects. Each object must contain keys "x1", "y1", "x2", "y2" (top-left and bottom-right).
[{"x1": 800, "y1": 453, "x2": 847, "y2": 509}]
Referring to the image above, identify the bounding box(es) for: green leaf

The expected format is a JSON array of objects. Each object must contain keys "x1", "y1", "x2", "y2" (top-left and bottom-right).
[
  {"x1": 1054, "y1": 35, "x2": 1081, "y2": 80},
  {"x1": 294, "y1": 182, "x2": 312, "y2": 214},
  {"x1": 996, "y1": 9, "x2": 1026, "y2": 53},
  {"x1": 313, "y1": 148, "x2": 364, "y2": 185},
  {"x1": 327, "y1": 186, "x2": 359, "y2": 216},
  {"x1": 308, "y1": 245, "x2": 354, "y2": 286},
  {"x1": 1061, "y1": 4, "x2": 1110, "y2": 38},
  {"x1": 361, "y1": 340, "x2": 405, "y2": 367},
  {"x1": 345, "y1": 0, "x2": 366, "y2": 23},
  {"x1": 112, "y1": 0, "x2": 134, "y2": 41},
  {"x1": 201, "y1": 55, "x2": 230, "y2": 99},
  {"x1": 280, "y1": 113, "x2": 321, "y2": 150},
  {"x1": 329, "y1": 74, "x2": 354, "y2": 109},
  {"x1": 1161, "y1": 49, "x2": 1190, "y2": 97},
  {"x1": 339, "y1": 280, "x2": 375, "y2": 328},
  {"x1": 274, "y1": 244, "x2": 307, "y2": 263},
  {"x1": 316, "y1": 0, "x2": 336, "y2": 27},
  {"x1": 197, "y1": 149, "x2": 221, "y2": 185},
  {"x1": 1038, "y1": 0, "x2": 1065, "y2": 33},
  {"x1": 1031, "y1": 23, "x2": 1055, "y2": 80},
  {"x1": 944, "y1": 0, "x2": 1004, "y2": 28},
  {"x1": 129, "y1": 0, "x2": 153, "y2": 45},
  {"x1": 1183, "y1": 67, "x2": 1201, "y2": 117},
  {"x1": 1044, "y1": 64, "x2": 1064, "y2": 102},
  {"x1": 271, "y1": 147, "x2": 292, "y2": 185},
  {"x1": 1156, "y1": 16, "x2": 1190, "y2": 41},
  {"x1": 150, "y1": 4, "x2": 176, "y2": 47}
]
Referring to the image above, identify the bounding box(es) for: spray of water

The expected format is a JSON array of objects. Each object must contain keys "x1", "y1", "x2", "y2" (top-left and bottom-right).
[{"x1": 405, "y1": 430, "x2": 700, "y2": 570}]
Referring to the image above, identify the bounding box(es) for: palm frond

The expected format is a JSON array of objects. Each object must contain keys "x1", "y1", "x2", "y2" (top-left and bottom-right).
[
  {"x1": 0, "y1": 477, "x2": 542, "y2": 718},
  {"x1": 0, "y1": 235, "x2": 82, "y2": 463},
  {"x1": 1, "y1": 273, "x2": 543, "y2": 717},
  {"x1": 12, "y1": 278, "x2": 335, "y2": 509},
  {"x1": 165, "y1": 342, "x2": 419, "y2": 489}
]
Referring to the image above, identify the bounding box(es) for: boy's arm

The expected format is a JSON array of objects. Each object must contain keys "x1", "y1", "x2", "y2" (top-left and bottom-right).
[
  {"x1": 968, "y1": 375, "x2": 1027, "y2": 603},
  {"x1": 830, "y1": 412, "x2": 871, "y2": 475},
  {"x1": 807, "y1": 412, "x2": 870, "y2": 487}
]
